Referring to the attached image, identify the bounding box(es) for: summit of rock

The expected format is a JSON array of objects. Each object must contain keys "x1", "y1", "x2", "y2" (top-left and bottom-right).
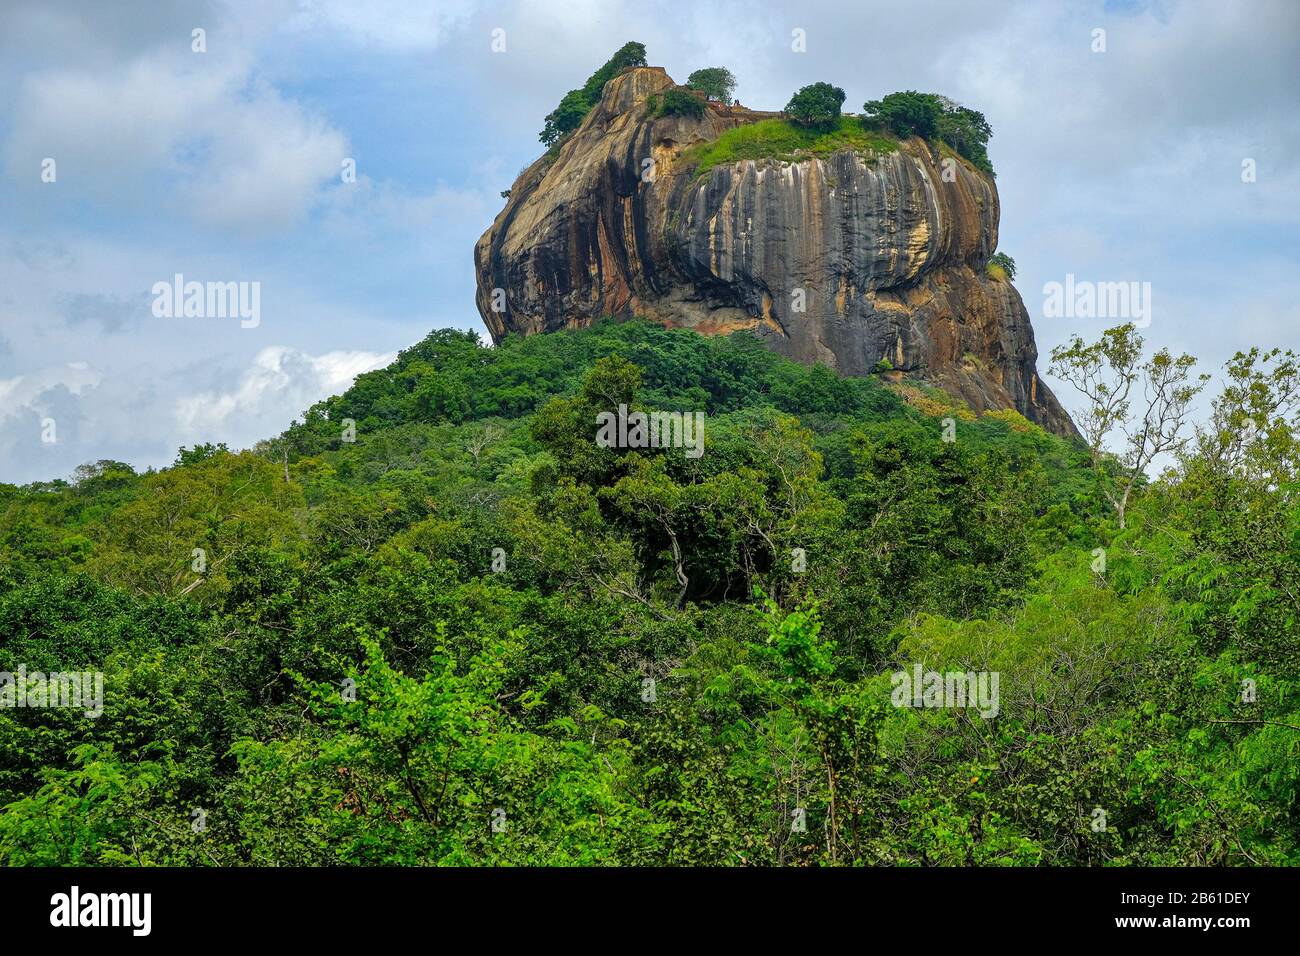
[{"x1": 475, "y1": 66, "x2": 1074, "y2": 435}]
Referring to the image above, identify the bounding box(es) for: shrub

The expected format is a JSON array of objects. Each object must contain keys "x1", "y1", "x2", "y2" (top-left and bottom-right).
[
  {"x1": 988, "y1": 252, "x2": 1017, "y2": 281},
  {"x1": 648, "y1": 87, "x2": 706, "y2": 118}
]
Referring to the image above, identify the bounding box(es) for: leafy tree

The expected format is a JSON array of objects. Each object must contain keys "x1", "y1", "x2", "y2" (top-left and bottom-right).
[
  {"x1": 863, "y1": 91, "x2": 995, "y2": 174},
  {"x1": 862, "y1": 90, "x2": 942, "y2": 139},
  {"x1": 784, "y1": 82, "x2": 846, "y2": 129},
  {"x1": 1049, "y1": 323, "x2": 1208, "y2": 529},
  {"x1": 540, "y1": 89, "x2": 594, "y2": 147},
  {"x1": 685, "y1": 67, "x2": 737, "y2": 104},
  {"x1": 174, "y1": 442, "x2": 229, "y2": 467},
  {"x1": 1187, "y1": 346, "x2": 1300, "y2": 484},
  {"x1": 85, "y1": 450, "x2": 304, "y2": 601}
]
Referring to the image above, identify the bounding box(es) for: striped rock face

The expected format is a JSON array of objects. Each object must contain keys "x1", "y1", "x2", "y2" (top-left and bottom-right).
[{"x1": 475, "y1": 67, "x2": 1075, "y2": 436}]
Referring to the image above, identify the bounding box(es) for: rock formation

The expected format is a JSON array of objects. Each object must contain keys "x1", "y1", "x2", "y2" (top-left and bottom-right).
[{"x1": 474, "y1": 66, "x2": 1075, "y2": 435}]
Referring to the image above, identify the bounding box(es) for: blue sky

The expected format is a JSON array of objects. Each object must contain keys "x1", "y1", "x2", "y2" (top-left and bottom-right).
[{"x1": 1, "y1": 0, "x2": 1297, "y2": 483}]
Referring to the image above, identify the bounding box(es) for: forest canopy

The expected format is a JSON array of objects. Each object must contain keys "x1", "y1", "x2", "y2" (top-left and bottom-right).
[{"x1": 1, "y1": 319, "x2": 1298, "y2": 866}]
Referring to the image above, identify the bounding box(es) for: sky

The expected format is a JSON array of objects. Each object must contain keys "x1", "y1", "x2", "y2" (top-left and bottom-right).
[{"x1": 0, "y1": 0, "x2": 1297, "y2": 484}]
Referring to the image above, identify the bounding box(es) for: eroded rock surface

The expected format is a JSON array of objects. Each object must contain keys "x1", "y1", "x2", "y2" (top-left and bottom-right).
[{"x1": 475, "y1": 67, "x2": 1074, "y2": 435}]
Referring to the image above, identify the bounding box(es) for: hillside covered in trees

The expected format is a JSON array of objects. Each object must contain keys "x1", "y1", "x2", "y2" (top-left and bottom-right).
[{"x1": 1, "y1": 320, "x2": 1297, "y2": 866}]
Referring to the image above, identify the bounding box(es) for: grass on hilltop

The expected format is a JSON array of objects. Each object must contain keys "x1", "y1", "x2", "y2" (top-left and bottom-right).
[{"x1": 685, "y1": 116, "x2": 898, "y2": 178}]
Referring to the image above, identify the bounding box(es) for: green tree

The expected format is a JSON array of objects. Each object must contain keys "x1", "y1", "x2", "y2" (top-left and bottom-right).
[
  {"x1": 7, "y1": 312, "x2": 1299, "y2": 869},
  {"x1": 863, "y1": 91, "x2": 995, "y2": 174},
  {"x1": 540, "y1": 89, "x2": 595, "y2": 147},
  {"x1": 174, "y1": 443, "x2": 229, "y2": 467},
  {"x1": 784, "y1": 82, "x2": 846, "y2": 129},
  {"x1": 1049, "y1": 323, "x2": 1208, "y2": 528},
  {"x1": 935, "y1": 98, "x2": 993, "y2": 173},
  {"x1": 862, "y1": 90, "x2": 942, "y2": 139},
  {"x1": 685, "y1": 67, "x2": 737, "y2": 104}
]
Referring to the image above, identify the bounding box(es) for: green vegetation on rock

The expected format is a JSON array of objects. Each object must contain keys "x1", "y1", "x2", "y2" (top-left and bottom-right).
[
  {"x1": 539, "y1": 41, "x2": 647, "y2": 147},
  {"x1": 987, "y1": 252, "x2": 1016, "y2": 281},
  {"x1": 862, "y1": 90, "x2": 995, "y2": 175},
  {"x1": 647, "y1": 87, "x2": 706, "y2": 118},
  {"x1": 686, "y1": 116, "x2": 898, "y2": 178},
  {"x1": 784, "y1": 81, "x2": 846, "y2": 128}
]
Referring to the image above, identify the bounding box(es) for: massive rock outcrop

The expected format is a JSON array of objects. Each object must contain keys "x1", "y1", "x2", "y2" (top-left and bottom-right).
[{"x1": 475, "y1": 66, "x2": 1075, "y2": 435}]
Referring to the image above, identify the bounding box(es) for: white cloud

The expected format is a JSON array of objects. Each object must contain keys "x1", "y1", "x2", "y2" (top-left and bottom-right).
[
  {"x1": 174, "y1": 345, "x2": 395, "y2": 435},
  {"x1": 4, "y1": 43, "x2": 347, "y2": 233},
  {"x1": 0, "y1": 347, "x2": 393, "y2": 484},
  {"x1": 183, "y1": 78, "x2": 349, "y2": 232},
  {"x1": 0, "y1": 362, "x2": 102, "y2": 420}
]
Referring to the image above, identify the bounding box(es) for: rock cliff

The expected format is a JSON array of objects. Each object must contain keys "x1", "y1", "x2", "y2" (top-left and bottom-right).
[{"x1": 474, "y1": 66, "x2": 1075, "y2": 435}]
